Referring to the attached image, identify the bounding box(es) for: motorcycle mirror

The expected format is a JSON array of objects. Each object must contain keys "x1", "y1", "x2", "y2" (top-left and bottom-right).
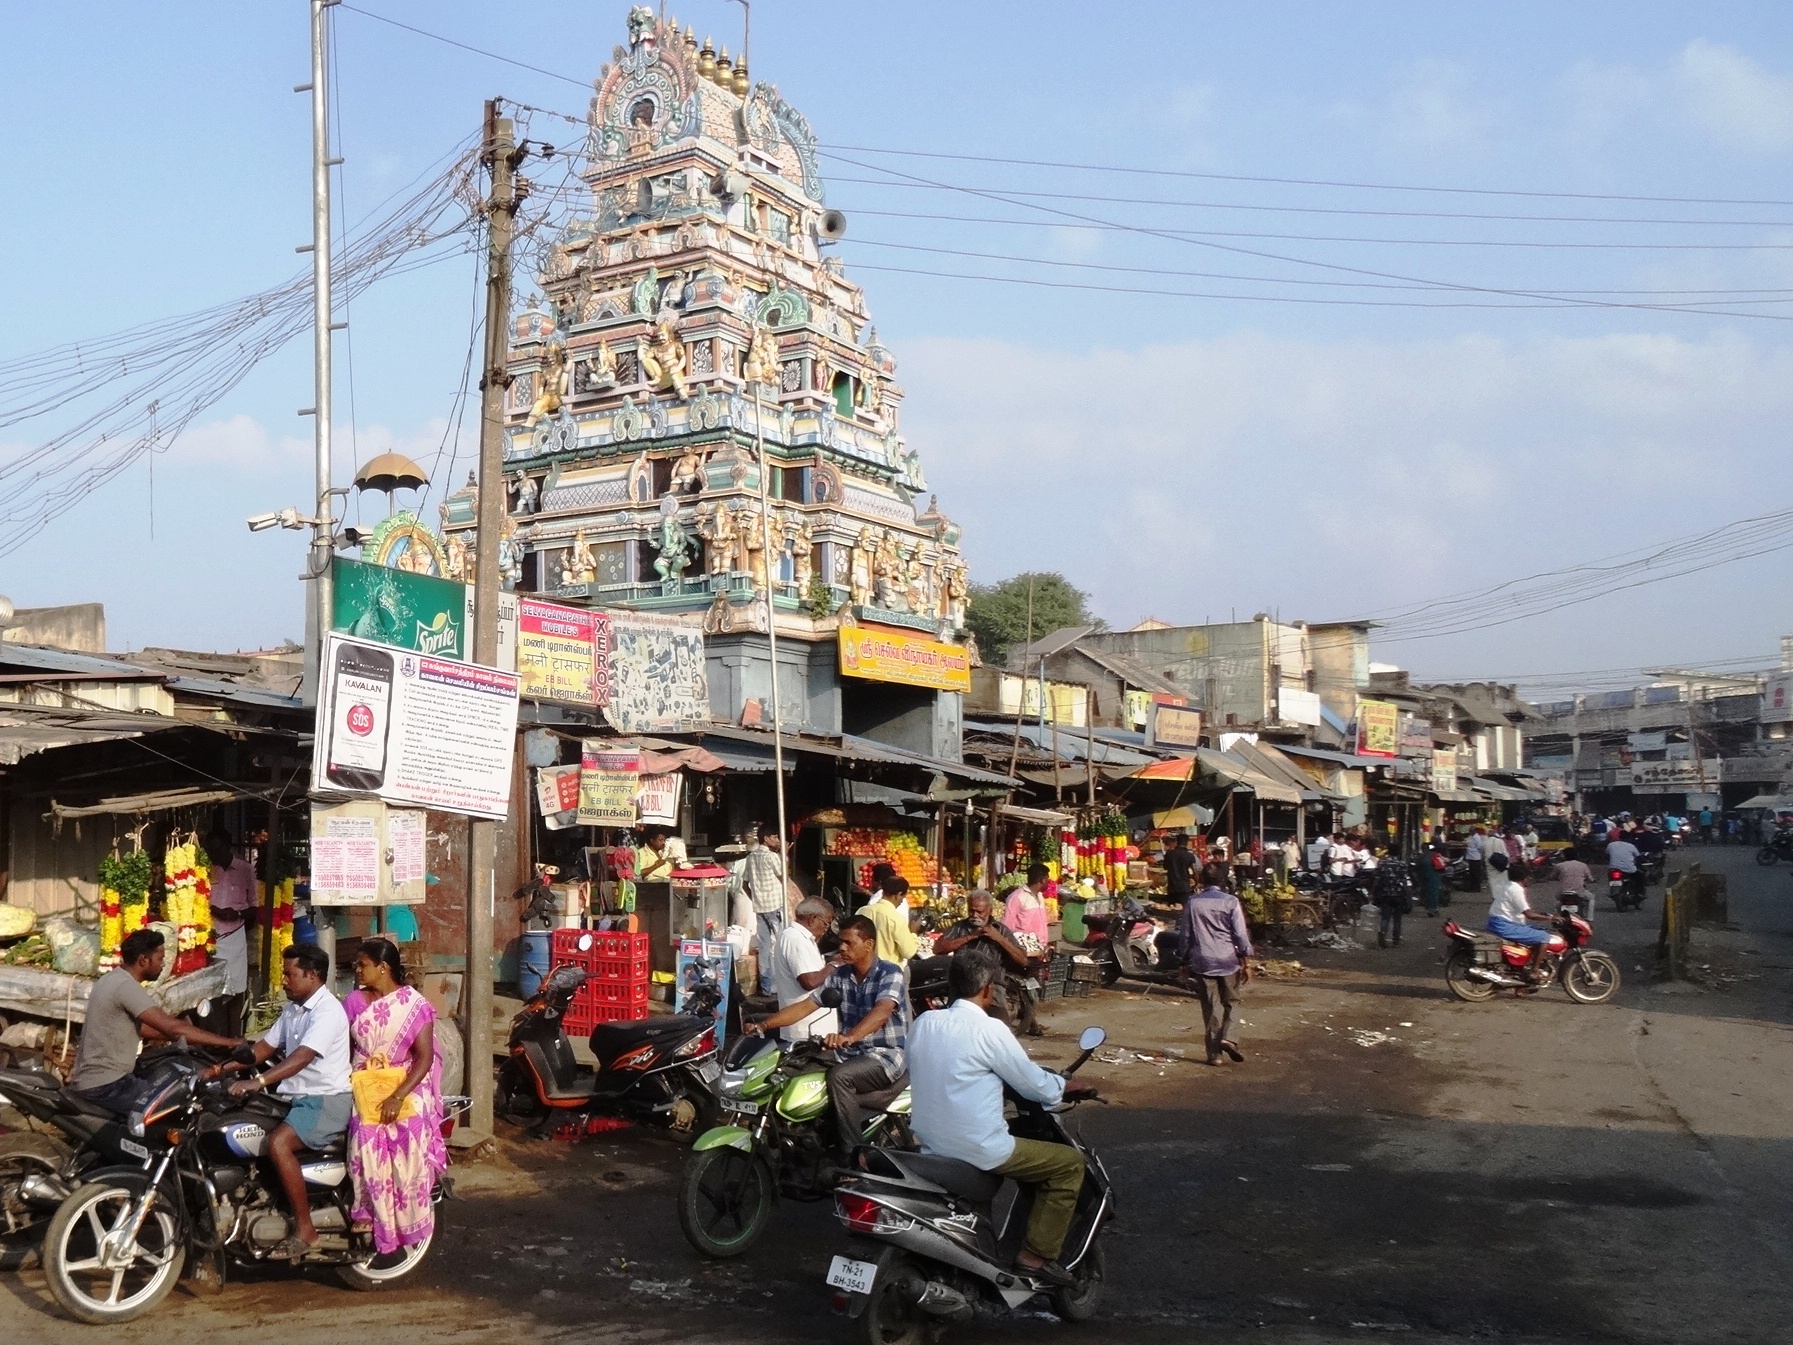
[
  {"x1": 1078, "y1": 1026, "x2": 1106, "y2": 1052},
  {"x1": 818, "y1": 986, "x2": 845, "y2": 1009},
  {"x1": 576, "y1": 932, "x2": 594, "y2": 952}
]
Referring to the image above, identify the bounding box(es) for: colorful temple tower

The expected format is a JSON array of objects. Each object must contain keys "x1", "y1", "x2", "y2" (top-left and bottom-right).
[{"x1": 438, "y1": 7, "x2": 969, "y2": 759}]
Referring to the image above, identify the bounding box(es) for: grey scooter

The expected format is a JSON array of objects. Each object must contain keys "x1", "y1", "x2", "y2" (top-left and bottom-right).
[{"x1": 823, "y1": 1026, "x2": 1112, "y2": 1345}]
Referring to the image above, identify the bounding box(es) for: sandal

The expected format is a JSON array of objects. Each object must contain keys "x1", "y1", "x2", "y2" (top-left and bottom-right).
[
  {"x1": 1220, "y1": 1041, "x2": 1245, "y2": 1063},
  {"x1": 268, "y1": 1235, "x2": 315, "y2": 1261}
]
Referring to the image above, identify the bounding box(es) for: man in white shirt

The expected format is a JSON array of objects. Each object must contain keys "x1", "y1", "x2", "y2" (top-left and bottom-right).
[
  {"x1": 1326, "y1": 832, "x2": 1356, "y2": 879},
  {"x1": 908, "y1": 947, "x2": 1095, "y2": 1284},
  {"x1": 226, "y1": 943, "x2": 351, "y2": 1258},
  {"x1": 772, "y1": 898, "x2": 840, "y2": 1042},
  {"x1": 1605, "y1": 834, "x2": 1642, "y2": 906},
  {"x1": 1483, "y1": 853, "x2": 1552, "y2": 981}
]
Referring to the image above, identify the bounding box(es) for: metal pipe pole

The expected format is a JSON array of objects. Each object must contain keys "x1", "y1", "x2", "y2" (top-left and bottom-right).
[
  {"x1": 749, "y1": 349, "x2": 788, "y2": 862},
  {"x1": 307, "y1": 0, "x2": 336, "y2": 691},
  {"x1": 466, "y1": 102, "x2": 519, "y2": 1141}
]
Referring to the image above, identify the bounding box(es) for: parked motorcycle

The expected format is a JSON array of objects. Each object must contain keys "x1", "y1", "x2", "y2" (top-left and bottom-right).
[
  {"x1": 1755, "y1": 830, "x2": 1793, "y2": 866},
  {"x1": 0, "y1": 1042, "x2": 231, "y2": 1269},
  {"x1": 825, "y1": 1024, "x2": 1113, "y2": 1345},
  {"x1": 1079, "y1": 899, "x2": 1176, "y2": 986},
  {"x1": 678, "y1": 1024, "x2": 914, "y2": 1259},
  {"x1": 495, "y1": 963, "x2": 723, "y2": 1140},
  {"x1": 1441, "y1": 913, "x2": 1619, "y2": 1004},
  {"x1": 38, "y1": 1053, "x2": 445, "y2": 1324}
]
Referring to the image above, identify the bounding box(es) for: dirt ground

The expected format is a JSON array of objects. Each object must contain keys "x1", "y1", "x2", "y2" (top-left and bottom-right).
[{"x1": 4, "y1": 844, "x2": 1790, "y2": 1345}]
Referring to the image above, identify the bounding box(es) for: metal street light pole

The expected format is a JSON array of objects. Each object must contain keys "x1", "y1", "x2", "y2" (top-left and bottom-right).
[{"x1": 748, "y1": 338, "x2": 788, "y2": 859}]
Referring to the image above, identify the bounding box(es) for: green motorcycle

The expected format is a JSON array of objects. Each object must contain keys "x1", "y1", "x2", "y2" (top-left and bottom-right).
[{"x1": 678, "y1": 1035, "x2": 913, "y2": 1258}]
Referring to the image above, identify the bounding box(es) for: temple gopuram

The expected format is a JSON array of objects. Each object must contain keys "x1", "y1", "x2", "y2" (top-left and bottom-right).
[{"x1": 438, "y1": 6, "x2": 970, "y2": 760}]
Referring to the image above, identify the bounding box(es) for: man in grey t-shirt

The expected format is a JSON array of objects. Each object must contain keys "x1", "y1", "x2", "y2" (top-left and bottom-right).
[{"x1": 69, "y1": 929, "x2": 242, "y2": 1114}]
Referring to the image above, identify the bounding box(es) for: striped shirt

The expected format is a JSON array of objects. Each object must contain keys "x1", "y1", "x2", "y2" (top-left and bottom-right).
[
  {"x1": 741, "y1": 843, "x2": 787, "y2": 915},
  {"x1": 821, "y1": 957, "x2": 908, "y2": 1076}
]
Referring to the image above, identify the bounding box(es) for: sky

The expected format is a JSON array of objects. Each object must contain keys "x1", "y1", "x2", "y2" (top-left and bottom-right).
[{"x1": 2, "y1": 1, "x2": 1791, "y2": 698}]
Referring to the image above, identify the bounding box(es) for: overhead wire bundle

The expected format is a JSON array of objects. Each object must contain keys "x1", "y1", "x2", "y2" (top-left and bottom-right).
[{"x1": 0, "y1": 133, "x2": 485, "y2": 560}]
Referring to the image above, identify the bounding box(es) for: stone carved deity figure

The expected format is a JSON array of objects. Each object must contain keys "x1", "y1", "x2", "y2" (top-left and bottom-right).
[
  {"x1": 527, "y1": 344, "x2": 569, "y2": 426},
  {"x1": 668, "y1": 447, "x2": 707, "y2": 496},
  {"x1": 510, "y1": 472, "x2": 539, "y2": 516},
  {"x1": 563, "y1": 530, "x2": 598, "y2": 585},
  {"x1": 742, "y1": 325, "x2": 780, "y2": 388},
  {"x1": 641, "y1": 321, "x2": 688, "y2": 398},
  {"x1": 873, "y1": 534, "x2": 906, "y2": 611},
  {"x1": 442, "y1": 533, "x2": 470, "y2": 583},
  {"x1": 497, "y1": 517, "x2": 523, "y2": 590},
  {"x1": 849, "y1": 527, "x2": 876, "y2": 606},
  {"x1": 696, "y1": 502, "x2": 735, "y2": 575},
  {"x1": 942, "y1": 558, "x2": 968, "y2": 627},
  {"x1": 740, "y1": 513, "x2": 767, "y2": 593},
  {"x1": 583, "y1": 339, "x2": 618, "y2": 391},
  {"x1": 732, "y1": 505, "x2": 758, "y2": 574},
  {"x1": 788, "y1": 517, "x2": 814, "y2": 590},
  {"x1": 654, "y1": 508, "x2": 692, "y2": 583}
]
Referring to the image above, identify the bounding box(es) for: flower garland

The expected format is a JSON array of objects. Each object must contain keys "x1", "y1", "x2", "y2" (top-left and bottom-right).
[
  {"x1": 163, "y1": 838, "x2": 213, "y2": 977},
  {"x1": 97, "y1": 850, "x2": 153, "y2": 972}
]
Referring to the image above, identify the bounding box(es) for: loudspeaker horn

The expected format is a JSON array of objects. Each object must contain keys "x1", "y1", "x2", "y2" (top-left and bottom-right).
[{"x1": 817, "y1": 209, "x2": 847, "y2": 240}]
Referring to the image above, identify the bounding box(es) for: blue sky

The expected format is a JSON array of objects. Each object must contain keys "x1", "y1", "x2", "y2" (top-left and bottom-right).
[{"x1": 3, "y1": 2, "x2": 1791, "y2": 695}]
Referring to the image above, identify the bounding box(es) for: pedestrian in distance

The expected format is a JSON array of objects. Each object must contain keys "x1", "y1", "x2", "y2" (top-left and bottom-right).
[
  {"x1": 1420, "y1": 839, "x2": 1446, "y2": 916},
  {"x1": 1464, "y1": 826, "x2": 1488, "y2": 895},
  {"x1": 1370, "y1": 848, "x2": 1414, "y2": 947},
  {"x1": 1177, "y1": 862, "x2": 1254, "y2": 1066},
  {"x1": 742, "y1": 823, "x2": 789, "y2": 994},
  {"x1": 1163, "y1": 832, "x2": 1198, "y2": 900}
]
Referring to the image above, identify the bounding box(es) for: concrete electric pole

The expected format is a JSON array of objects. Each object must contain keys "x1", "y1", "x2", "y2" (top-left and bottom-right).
[{"x1": 464, "y1": 101, "x2": 520, "y2": 1140}]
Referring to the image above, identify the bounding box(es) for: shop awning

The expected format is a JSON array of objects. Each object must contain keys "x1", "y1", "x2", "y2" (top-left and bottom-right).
[
  {"x1": 1737, "y1": 792, "x2": 1793, "y2": 810},
  {"x1": 676, "y1": 725, "x2": 1019, "y2": 791},
  {"x1": 1118, "y1": 750, "x2": 1305, "y2": 804},
  {"x1": 1229, "y1": 740, "x2": 1343, "y2": 803},
  {"x1": 698, "y1": 738, "x2": 792, "y2": 774},
  {"x1": 1277, "y1": 744, "x2": 1387, "y2": 769},
  {"x1": 49, "y1": 786, "x2": 244, "y2": 819},
  {"x1": 997, "y1": 803, "x2": 1074, "y2": 827}
]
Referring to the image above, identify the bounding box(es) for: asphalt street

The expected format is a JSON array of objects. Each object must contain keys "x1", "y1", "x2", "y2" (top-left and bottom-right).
[{"x1": 3, "y1": 844, "x2": 1789, "y2": 1345}]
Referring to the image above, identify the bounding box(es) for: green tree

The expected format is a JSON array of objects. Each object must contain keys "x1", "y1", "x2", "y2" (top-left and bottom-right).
[{"x1": 965, "y1": 571, "x2": 1103, "y2": 665}]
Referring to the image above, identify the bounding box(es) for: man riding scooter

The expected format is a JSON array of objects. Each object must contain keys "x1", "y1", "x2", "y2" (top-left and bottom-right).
[
  {"x1": 1484, "y1": 853, "x2": 1552, "y2": 982},
  {"x1": 907, "y1": 946, "x2": 1097, "y2": 1285}
]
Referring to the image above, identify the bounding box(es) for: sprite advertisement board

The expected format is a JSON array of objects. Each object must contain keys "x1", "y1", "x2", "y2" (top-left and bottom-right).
[{"x1": 331, "y1": 557, "x2": 469, "y2": 659}]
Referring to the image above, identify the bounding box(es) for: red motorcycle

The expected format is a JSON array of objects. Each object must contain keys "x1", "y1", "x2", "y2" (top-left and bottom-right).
[{"x1": 1440, "y1": 912, "x2": 1620, "y2": 1004}]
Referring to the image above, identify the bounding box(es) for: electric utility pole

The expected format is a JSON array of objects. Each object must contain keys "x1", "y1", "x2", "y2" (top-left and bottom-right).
[
  {"x1": 465, "y1": 101, "x2": 521, "y2": 1140},
  {"x1": 303, "y1": 0, "x2": 338, "y2": 697}
]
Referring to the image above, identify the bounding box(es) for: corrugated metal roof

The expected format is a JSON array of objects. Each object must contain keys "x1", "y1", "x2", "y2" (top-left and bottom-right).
[{"x1": 1066, "y1": 647, "x2": 1186, "y2": 699}]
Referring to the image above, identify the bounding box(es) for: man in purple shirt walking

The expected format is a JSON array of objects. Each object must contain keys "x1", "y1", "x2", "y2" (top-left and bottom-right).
[{"x1": 1177, "y1": 862, "x2": 1255, "y2": 1066}]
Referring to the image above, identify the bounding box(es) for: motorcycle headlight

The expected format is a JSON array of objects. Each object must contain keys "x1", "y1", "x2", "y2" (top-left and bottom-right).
[
  {"x1": 716, "y1": 1068, "x2": 749, "y2": 1099},
  {"x1": 128, "y1": 1111, "x2": 146, "y2": 1138}
]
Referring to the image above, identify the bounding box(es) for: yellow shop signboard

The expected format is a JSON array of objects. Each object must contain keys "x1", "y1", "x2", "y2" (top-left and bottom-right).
[{"x1": 839, "y1": 625, "x2": 972, "y2": 693}]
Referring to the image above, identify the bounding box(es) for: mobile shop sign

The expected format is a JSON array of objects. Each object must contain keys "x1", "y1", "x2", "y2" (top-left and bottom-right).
[
  {"x1": 838, "y1": 625, "x2": 972, "y2": 693},
  {"x1": 1355, "y1": 699, "x2": 1400, "y2": 758},
  {"x1": 313, "y1": 632, "x2": 521, "y2": 820},
  {"x1": 517, "y1": 598, "x2": 611, "y2": 706},
  {"x1": 578, "y1": 746, "x2": 640, "y2": 826}
]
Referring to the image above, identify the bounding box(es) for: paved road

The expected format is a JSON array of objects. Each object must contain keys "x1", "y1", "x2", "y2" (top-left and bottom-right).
[{"x1": 4, "y1": 845, "x2": 1789, "y2": 1344}]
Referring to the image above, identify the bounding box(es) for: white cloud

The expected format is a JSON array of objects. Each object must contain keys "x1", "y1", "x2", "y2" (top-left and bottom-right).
[
  {"x1": 902, "y1": 331, "x2": 1793, "y2": 668},
  {"x1": 1384, "y1": 58, "x2": 1495, "y2": 151},
  {"x1": 1674, "y1": 39, "x2": 1793, "y2": 154}
]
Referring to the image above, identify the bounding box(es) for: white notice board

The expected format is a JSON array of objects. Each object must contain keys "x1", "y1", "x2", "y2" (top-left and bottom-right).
[
  {"x1": 312, "y1": 632, "x2": 521, "y2": 820},
  {"x1": 309, "y1": 800, "x2": 430, "y2": 907}
]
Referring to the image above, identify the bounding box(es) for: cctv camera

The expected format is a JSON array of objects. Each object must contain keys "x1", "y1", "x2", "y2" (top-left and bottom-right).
[{"x1": 246, "y1": 512, "x2": 281, "y2": 532}]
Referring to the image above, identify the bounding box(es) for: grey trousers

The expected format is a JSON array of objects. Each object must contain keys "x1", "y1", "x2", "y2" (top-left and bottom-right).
[
  {"x1": 754, "y1": 908, "x2": 786, "y2": 994},
  {"x1": 827, "y1": 1054, "x2": 894, "y2": 1149},
  {"x1": 1193, "y1": 973, "x2": 1240, "y2": 1062}
]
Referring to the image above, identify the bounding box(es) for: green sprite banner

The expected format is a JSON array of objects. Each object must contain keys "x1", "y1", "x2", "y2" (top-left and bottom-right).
[{"x1": 331, "y1": 557, "x2": 468, "y2": 659}]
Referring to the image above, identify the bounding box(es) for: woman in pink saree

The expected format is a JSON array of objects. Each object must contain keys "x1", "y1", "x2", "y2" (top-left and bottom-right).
[{"x1": 345, "y1": 940, "x2": 446, "y2": 1255}]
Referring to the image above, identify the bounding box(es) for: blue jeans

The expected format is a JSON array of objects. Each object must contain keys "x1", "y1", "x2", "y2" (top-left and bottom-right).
[{"x1": 755, "y1": 908, "x2": 786, "y2": 994}]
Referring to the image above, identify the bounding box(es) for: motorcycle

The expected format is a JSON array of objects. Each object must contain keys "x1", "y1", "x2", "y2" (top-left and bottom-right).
[
  {"x1": 495, "y1": 962, "x2": 723, "y2": 1140},
  {"x1": 678, "y1": 1015, "x2": 915, "y2": 1259},
  {"x1": 1755, "y1": 831, "x2": 1793, "y2": 866},
  {"x1": 1605, "y1": 866, "x2": 1649, "y2": 912},
  {"x1": 1441, "y1": 913, "x2": 1620, "y2": 1004},
  {"x1": 1079, "y1": 899, "x2": 1176, "y2": 986},
  {"x1": 0, "y1": 1042, "x2": 233, "y2": 1269},
  {"x1": 825, "y1": 1024, "x2": 1113, "y2": 1345},
  {"x1": 38, "y1": 1053, "x2": 446, "y2": 1324}
]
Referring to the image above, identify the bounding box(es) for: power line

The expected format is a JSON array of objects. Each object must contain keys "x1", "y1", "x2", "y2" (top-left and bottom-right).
[{"x1": 338, "y1": 4, "x2": 589, "y2": 90}]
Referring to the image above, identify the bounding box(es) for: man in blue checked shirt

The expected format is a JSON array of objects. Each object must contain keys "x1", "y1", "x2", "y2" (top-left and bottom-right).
[{"x1": 746, "y1": 914, "x2": 909, "y2": 1146}]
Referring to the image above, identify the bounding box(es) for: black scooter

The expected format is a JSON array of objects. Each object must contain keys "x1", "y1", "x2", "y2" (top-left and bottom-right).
[
  {"x1": 496, "y1": 963, "x2": 724, "y2": 1140},
  {"x1": 825, "y1": 1026, "x2": 1113, "y2": 1344}
]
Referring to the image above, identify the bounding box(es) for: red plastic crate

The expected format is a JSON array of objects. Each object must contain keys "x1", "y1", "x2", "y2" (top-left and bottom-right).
[
  {"x1": 593, "y1": 979, "x2": 649, "y2": 1007},
  {"x1": 592, "y1": 955, "x2": 651, "y2": 985},
  {"x1": 594, "y1": 931, "x2": 650, "y2": 961},
  {"x1": 562, "y1": 1000, "x2": 599, "y2": 1037},
  {"x1": 590, "y1": 1002, "x2": 649, "y2": 1025}
]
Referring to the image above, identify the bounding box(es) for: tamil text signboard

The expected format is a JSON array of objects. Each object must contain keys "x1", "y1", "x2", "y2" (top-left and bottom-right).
[
  {"x1": 1764, "y1": 672, "x2": 1793, "y2": 725},
  {"x1": 839, "y1": 625, "x2": 972, "y2": 693},
  {"x1": 1356, "y1": 699, "x2": 1400, "y2": 758},
  {"x1": 517, "y1": 598, "x2": 611, "y2": 706},
  {"x1": 1431, "y1": 750, "x2": 1458, "y2": 795},
  {"x1": 1148, "y1": 700, "x2": 1204, "y2": 750},
  {"x1": 578, "y1": 745, "x2": 641, "y2": 826},
  {"x1": 312, "y1": 632, "x2": 520, "y2": 820}
]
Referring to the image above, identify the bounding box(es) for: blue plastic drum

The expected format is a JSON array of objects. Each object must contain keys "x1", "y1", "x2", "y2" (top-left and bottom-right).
[{"x1": 518, "y1": 929, "x2": 552, "y2": 999}]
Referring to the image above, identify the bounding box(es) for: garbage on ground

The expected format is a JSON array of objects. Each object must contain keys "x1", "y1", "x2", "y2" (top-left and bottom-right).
[
  {"x1": 1253, "y1": 958, "x2": 1309, "y2": 978},
  {"x1": 1349, "y1": 1029, "x2": 1396, "y2": 1048},
  {"x1": 1305, "y1": 931, "x2": 1361, "y2": 952}
]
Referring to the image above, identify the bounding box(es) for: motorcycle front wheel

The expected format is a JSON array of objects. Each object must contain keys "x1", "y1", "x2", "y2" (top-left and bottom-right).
[
  {"x1": 1052, "y1": 1239, "x2": 1106, "y2": 1321},
  {"x1": 1563, "y1": 953, "x2": 1621, "y2": 1004},
  {"x1": 860, "y1": 1253, "x2": 928, "y2": 1345},
  {"x1": 1756, "y1": 846, "x2": 1779, "y2": 867},
  {"x1": 42, "y1": 1179, "x2": 184, "y2": 1325},
  {"x1": 1444, "y1": 949, "x2": 1495, "y2": 1002},
  {"x1": 678, "y1": 1145, "x2": 774, "y2": 1258}
]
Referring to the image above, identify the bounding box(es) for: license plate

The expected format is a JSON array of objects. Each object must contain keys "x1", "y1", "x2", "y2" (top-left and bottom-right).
[
  {"x1": 697, "y1": 1059, "x2": 721, "y2": 1084},
  {"x1": 725, "y1": 1098, "x2": 761, "y2": 1117},
  {"x1": 119, "y1": 1138, "x2": 150, "y2": 1161},
  {"x1": 826, "y1": 1255, "x2": 877, "y2": 1295}
]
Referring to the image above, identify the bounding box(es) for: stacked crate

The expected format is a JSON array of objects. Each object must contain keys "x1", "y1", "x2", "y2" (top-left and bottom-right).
[{"x1": 552, "y1": 929, "x2": 652, "y2": 1036}]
